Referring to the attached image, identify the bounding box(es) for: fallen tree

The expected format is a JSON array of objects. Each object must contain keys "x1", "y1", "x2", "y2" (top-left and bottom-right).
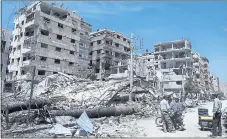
[
  {"x1": 51, "y1": 105, "x2": 139, "y2": 118},
  {"x1": 1, "y1": 99, "x2": 51, "y2": 114}
]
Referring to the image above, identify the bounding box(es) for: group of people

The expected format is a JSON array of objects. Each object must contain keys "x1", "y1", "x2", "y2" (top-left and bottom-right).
[
  {"x1": 159, "y1": 92, "x2": 223, "y2": 137},
  {"x1": 160, "y1": 92, "x2": 186, "y2": 133}
]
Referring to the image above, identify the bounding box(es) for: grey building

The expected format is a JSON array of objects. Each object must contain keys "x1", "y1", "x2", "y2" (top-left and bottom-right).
[
  {"x1": 7, "y1": 1, "x2": 92, "y2": 82},
  {"x1": 154, "y1": 39, "x2": 194, "y2": 94},
  {"x1": 1, "y1": 28, "x2": 12, "y2": 92},
  {"x1": 90, "y1": 29, "x2": 131, "y2": 79}
]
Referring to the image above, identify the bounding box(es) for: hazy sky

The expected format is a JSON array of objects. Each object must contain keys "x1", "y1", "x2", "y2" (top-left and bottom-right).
[{"x1": 2, "y1": 1, "x2": 227, "y2": 82}]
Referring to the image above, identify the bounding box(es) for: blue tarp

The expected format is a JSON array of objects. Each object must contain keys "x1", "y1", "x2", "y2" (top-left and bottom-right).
[{"x1": 77, "y1": 111, "x2": 94, "y2": 133}]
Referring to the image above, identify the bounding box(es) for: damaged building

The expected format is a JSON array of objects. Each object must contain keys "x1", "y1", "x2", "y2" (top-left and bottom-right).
[
  {"x1": 1, "y1": 28, "x2": 12, "y2": 92},
  {"x1": 201, "y1": 57, "x2": 210, "y2": 91},
  {"x1": 90, "y1": 29, "x2": 131, "y2": 79},
  {"x1": 154, "y1": 39, "x2": 194, "y2": 94},
  {"x1": 6, "y1": 1, "x2": 92, "y2": 82}
]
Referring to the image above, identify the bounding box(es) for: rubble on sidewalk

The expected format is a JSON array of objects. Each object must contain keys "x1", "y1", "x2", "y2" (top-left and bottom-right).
[{"x1": 1, "y1": 72, "x2": 160, "y2": 138}]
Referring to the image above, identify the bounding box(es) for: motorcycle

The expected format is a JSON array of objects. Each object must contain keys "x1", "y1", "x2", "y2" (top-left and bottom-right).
[{"x1": 155, "y1": 111, "x2": 185, "y2": 130}]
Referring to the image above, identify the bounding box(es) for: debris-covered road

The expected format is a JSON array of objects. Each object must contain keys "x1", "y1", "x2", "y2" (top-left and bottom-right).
[{"x1": 136, "y1": 100, "x2": 227, "y2": 137}]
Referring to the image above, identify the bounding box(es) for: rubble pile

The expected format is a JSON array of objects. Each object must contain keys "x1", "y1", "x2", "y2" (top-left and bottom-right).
[{"x1": 1, "y1": 72, "x2": 160, "y2": 138}]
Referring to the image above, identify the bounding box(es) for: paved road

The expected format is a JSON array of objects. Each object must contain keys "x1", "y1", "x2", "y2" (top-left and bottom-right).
[{"x1": 136, "y1": 100, "x2": 227, "y2": 137}]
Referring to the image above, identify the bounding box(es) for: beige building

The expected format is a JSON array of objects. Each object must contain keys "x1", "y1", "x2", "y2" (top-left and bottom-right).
[
  {"x1": 1, "y1": 28, "x2": 12, "y2": 92},
  {"x1": 90, "y1": 29, "x2": 131, "y2": 79},
  {"x1": 192, "y1": 51, "x2": 206, "y2": 93},
  {"x1": 7, "y1": 1, "x2": 92, "y2": 82},
  {"x1": 154, "y1": 39, "x2": 193, "y2": 94},
  {"x1": 201, "y1": 57, "x2": 210, "y2": 91}
]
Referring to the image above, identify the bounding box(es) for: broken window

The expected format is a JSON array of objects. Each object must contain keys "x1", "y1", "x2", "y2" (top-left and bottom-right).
[
  {"x1": 80, "y1": 33, "x2": 83, "y2": 36},
  {"x1": 106, "y1": 50, "x2": 109, "y2": 54},
  {"x1": 85, "y1": 32, "x2": 89, "y2": 35},
  {"x1": 15, "y1": 71, "x2": 18, "y2": 75},
  {"x1": 69, "y1": 62, "x2": 74, "y2": 66},
  {"x1": 16, "y1": 24, "x2": 19, "y2": 28},
  {"x1": 41, "y1": 43, "x2": 48, "y2": 48},
  {"x1": 23, "y1": 57, "x2": 26, "y2": 61},
  {"x1": 1, "y1": 41, "x2": 6, "y2": 52},
  {"x1": 11, "y1": 59, "x2": 14, "y2": 64},
  {"x1": 40, "y1": 29, "x2": 49, "y2": 36},
  {"x1": 40, "y1": 56, "x2": 47, "y2": 61},
  {"x1": 58, "y1": 23, "x2": 63, "y2": 28},
  {"x1": 123, "y1": 38, "x2": 126, "y2": 41},
  {"x1": 21, "y1": 21, "x2": 24, "y2": 25},
  {"x1": 90, "y1": 42, "x2": 93, "y2": 46},
  {"x1": 97, "y1": 50, "x2": 101, "y2": 54},
  {"x1": 21, "y1": 70, "x2": 25, "y2": 75},
  {"x1": 117, "y1": 35, "x2": 120, "y2": 39},
  {"x1": 97, "y1": 40, "x2": 101, "y2": 44},
  {"x1": 38, "y1": 70, "x2": 45, "y2": 75},
  {"x1": 95, "y1": 69, "x2": 100, "y2": 73},
  {"x1": 53, "y1": 72, "x2": 58, "y2": 74},
  {"x1": 176, "y1": 81, "x2": 182, "y2": 85},
  {"x1": 79, "y1": 43, "x2": 83, "y2": 47},
  {"x1": 72, "y1": 28, "x2": 76, "y2": 33},
  {"x1": 20, "y1": 32, "x2": 23, "y2": 37},
  {"x1": 54, "y1": 12, "x2": 60, "y2": 17},
  {"x1": 70, "y1": 51, "x2": 74, "y2": 55},
  {"x1": 17, "y1": 58, "x2": 20, "y2": 62},
  {"x1": 26, "y1": 13, "x2": 35, "y2": 23},
  {"x1": 55, "y1": 47, "x2": 61, "y2": 52},
  {"x1": 57, "y1": 34, "x2": 62, "y2": 40},
  {"x1": 54, "y1": 59, "x2": 60, "y2": 64},
  {"x1": 115, "y1": 43, "x2": 119, "y2": 47},
  {"x1": 43, "y1": 17, "x2": 50, "y2": 23},
  {"x1": 71, "y1": 39, "x2": 75, "y2": 43}
]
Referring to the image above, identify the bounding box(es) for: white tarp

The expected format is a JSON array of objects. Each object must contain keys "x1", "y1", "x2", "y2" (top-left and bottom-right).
[
  {"x1": 77, "y1": 111, "x2": 94, "y2": 133},
  {"x1": 48, "y1": 124, "x2": 72, "y2": 136}
]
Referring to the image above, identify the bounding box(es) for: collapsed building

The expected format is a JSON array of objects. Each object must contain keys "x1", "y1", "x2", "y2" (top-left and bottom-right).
[
  {"x1": 1, "y1": 28, "x2": 12, "y2": 92},
  {"x1": 210, "y1": 75, "x2": 220, "y2": 93},
  {"x1": 90, "y1": 29, "x2": 131, "y2": 80},
  {"x1": 6, "y1": 1, "x2": 92, "y2": 83}
]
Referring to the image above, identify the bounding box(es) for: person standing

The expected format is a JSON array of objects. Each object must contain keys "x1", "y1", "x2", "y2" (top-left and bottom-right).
[
  {"x1": 211, "y1": 94, "x2": 222, "y2": 137},
  {"x1": 160, "y1": 94, "x2": 176, "y2": 133},
  {"x1": 170, "y1": 97, "x2": 185, "y2": 131}
]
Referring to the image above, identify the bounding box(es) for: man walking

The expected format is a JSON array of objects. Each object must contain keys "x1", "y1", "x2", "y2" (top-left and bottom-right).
[
  {"x1": 211, "y1": 93, "x2": 222, "y2": 137},
  {"x1": 160, "y1": 93, "x2": 175, "y2": 133}
]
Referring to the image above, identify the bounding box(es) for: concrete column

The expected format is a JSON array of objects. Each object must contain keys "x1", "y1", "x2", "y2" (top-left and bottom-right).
[{"x1": 172, "y1": 43, "x2": 174, "y2": 50}]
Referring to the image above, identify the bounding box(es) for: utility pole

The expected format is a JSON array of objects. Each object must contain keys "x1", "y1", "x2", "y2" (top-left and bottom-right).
[
  {"x1": 129, "y1": 33, "x2": 143, "y2": 102},
  {"x1": 27, "y1": 66, "x2": 36, "y2": 124},
  {"x1": 129, "y1": 33, "x2": 134, "y2": 102}
]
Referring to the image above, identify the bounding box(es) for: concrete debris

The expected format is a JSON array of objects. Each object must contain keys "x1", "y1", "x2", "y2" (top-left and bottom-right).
[
  {"x1": 48, "y1": 124, "x2": 72, "y2": 137},
  {"x1": 2, "y1": 72, "x2": 161, "y2": 138}
]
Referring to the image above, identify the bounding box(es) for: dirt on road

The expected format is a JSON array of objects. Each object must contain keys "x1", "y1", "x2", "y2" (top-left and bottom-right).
[{"x1": 135, "y1": 100, "x2": 227, "y2": 137}]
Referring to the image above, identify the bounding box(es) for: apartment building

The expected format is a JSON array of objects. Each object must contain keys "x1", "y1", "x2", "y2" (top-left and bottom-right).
[
  {"x1": 154, "y1": 39, "x2": 193, "y2": 94},
  {"x1": 1, "y1": 28, "x2": 12, "y2": 92},
  {"x1": 90, "y1": 29, "x2": 131, "y2": 79},
  {"x1": 201, "y1": 57, "x2": 210, "y2": 91},
  {"x1": 7, "y1": 1, "x2": 92, "y2": 82},
  {"x1": 192, "y1": 51, "x2": 206, "y2": 92}
]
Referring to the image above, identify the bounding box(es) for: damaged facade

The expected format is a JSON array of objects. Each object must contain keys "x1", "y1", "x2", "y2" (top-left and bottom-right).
[
  {"x1": 133, "y1": 50, "x2": 157, "y2": 87},
  {"x1": 210, "y1": 75, "x2": 220, "y2": 93},
  {"x1": 6, "y1": 1, "x2": 92, "y2": 82},
  {"x1": 90, "y1": 29, "x2": 131, "y2": 79},
  {"x1": 201, "y1": 57, "x2": 210, "y2": 91},
  {"x1": 1, "y1": 28, "x2": 12, "y2": 92},
  {"x1": 154, "y1": 39, "x2": 193, "y2": 94}
]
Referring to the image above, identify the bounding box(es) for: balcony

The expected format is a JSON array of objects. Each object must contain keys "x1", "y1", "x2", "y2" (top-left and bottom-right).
[{"x1": 154, "y1": 46, "x2": 191, "y2": 54}]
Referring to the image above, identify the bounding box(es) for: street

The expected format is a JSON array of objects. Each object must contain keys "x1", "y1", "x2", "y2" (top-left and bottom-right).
[{"x1": 136, "y1": 100, "x2": 227, "y2": 137}]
